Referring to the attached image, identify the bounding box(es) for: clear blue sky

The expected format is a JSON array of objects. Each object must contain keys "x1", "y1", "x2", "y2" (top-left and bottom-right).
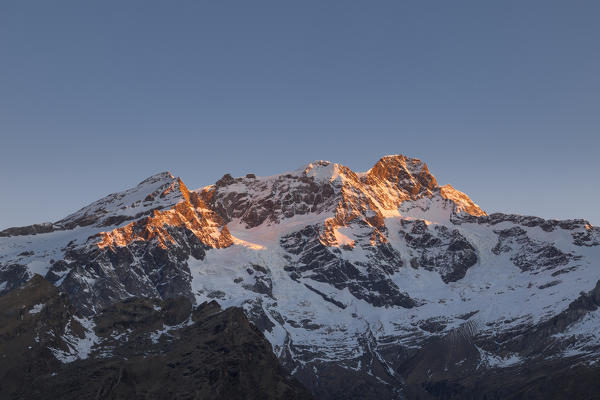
[{"x1": 1, "y1": 0, "x2": 598, "y2": 229}]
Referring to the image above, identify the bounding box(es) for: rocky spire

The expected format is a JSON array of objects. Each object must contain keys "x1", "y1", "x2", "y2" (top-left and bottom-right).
[{"x1": 365, "y1": 155, "x2": 438, "y2": 198}]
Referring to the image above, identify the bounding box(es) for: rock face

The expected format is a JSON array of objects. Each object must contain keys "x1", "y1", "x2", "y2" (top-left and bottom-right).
[
  {"x1": 1, "y1": 154, "x2": 600, "y2": 399},
  {"x1": 400, "y1": 219, "x2": 478, "y2": 283},
  {"x1": 0, "y1": 276, "x2": 313, "y2": 400}
]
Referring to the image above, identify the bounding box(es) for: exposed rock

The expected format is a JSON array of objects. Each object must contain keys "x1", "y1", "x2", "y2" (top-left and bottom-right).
[
  {"x1": 0, "y1": 276, "x2": 313, "y2": 400},
  {"x1": 281, "y1": 225, "x2": 415, "y2": 308},
  {"x1": 401, "y1": 221, "x2": 478, "y2": 282},
  {"x1": 0, "y1": 263, "x2": 30, "y2": 295},
  {"x1": 0, "y1": 222, "x2": 59, "y2": 237},
  {"x1": 492, "y1": 227, "x2": 572, "y2": 271}
]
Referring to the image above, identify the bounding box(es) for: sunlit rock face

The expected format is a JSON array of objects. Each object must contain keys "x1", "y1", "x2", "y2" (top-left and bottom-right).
[
  {"x1": 96, "y1": 178, "x2": 233, "y2": 250},
  {"x1": 1, "y1": 154, "x2": 599, "y2": 399},
  {"x1": 364, "y1": 155, "x2": 438, "y2": 200}
]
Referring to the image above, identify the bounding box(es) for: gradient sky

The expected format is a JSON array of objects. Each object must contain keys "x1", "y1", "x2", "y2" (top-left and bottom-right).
[{"x1": 1, "y1": 0, "x2": 598, "y2": 229}]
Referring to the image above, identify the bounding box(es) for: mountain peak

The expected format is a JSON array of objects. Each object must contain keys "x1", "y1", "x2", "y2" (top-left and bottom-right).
[
  {"x1": 137, "y1": 171, "x2": 175, "y2": 186},
  {"x1": 57, "y1": 171, "x2": 183, "y2": 230},
  {"x1": 300, "y1": 161, "x2": 344, "y2": 183},
  {"x1": 367, "y1": 154, "x2": 438, "y2": 197},
  {"x1": 369, "y1": 154, "x2": 431, "y2": 178}
]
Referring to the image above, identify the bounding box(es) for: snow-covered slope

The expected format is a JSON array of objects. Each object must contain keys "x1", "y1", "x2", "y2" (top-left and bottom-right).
[{"x1": 1, "y1": 155, "x2": 599, "y2": 399}]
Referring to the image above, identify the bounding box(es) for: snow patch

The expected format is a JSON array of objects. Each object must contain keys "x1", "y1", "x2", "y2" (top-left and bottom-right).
[
  {"x1": 52, "y1": 316, "x2": 99, "y2": 363},
  {"x1": 477, "y1": 347, "x2": 522, "y2": 368},
  {"x1": 28, "y1": 303, "x2": 44, "y2": 314}
]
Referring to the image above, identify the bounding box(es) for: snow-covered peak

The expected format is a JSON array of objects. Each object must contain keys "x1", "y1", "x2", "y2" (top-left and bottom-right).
[
  {"x1": 137, "y1": 171, "x2": 175, "y2": 185},
  {"x1": 299, "y1": 161, "x2": 353, "y2": 184},
  {"x1": 1, "y1": 155, "x2": 599, "y2": 399},
  {"x1": 57, "y1": 171, "x2": 184, "y2": 229},
  {"x1": 298, "y1": 155, "x2": 432, "y2": 186},
  {"x1": 195, "y1": 155, "x2": 486, "y2": 231}
]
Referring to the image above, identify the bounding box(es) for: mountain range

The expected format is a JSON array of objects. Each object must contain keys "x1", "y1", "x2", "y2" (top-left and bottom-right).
[{"x1": 1, "y1": 154, "x2": 599, "y2": 399}]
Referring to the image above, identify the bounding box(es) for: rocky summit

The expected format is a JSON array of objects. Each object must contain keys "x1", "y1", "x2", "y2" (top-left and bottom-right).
[{"x1": 1, "y1": 154, "x2": 599, "y2": 399}]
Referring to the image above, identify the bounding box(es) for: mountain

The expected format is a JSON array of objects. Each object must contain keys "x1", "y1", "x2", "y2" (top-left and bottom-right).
[{"x1": 1, "y1": 154, "x2": 599, "y2": 399}]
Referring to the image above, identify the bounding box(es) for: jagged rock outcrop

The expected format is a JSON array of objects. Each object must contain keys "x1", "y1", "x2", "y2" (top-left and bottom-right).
[{"x1": 401, "y1": 219, "x2": 478, "y2": 282}]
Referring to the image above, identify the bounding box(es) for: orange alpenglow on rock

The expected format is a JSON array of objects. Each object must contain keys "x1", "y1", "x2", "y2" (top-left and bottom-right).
[
  {"x1": 96, "y1": 154, "x2": 485, "y2": 251},
  {"x1": 97, "y1": 178, "x2": 233, "y2": 250},
  {"x1": 316, "y1": 155, "x2": 485, "y2": 247},
  {"x1": 440, "y1": 184, "x2": 486, "y2": 217}
]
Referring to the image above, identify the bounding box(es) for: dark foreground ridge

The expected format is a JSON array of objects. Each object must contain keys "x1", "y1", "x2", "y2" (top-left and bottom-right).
[{"x1": 0, "y1": 276, "x2": 313, "y2": 400}]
